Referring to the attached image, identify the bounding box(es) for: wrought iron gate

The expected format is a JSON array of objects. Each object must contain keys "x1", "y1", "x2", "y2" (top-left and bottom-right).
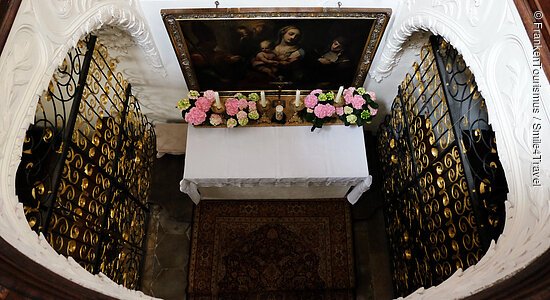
[
  {"x1": 15, "y1": 35, "x2": 156, "y2": 289},
  {"x1": 377, "y1": 36, "x2": 508, "y2": 296}
]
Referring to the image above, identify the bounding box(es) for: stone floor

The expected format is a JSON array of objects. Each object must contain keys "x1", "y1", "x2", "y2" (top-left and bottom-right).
[
  {"x1": 140, "y1": 154, "x2": 194, "y2": 300},
  {"x1": 346, "y1": 185, "x2": 395, "y2": 300},
  {"x1": 140, "y1": 132, "x2": 394, "y2": 299},
  {"x1": 352, "y1": 132, "x2": 394, "y2": 300}
]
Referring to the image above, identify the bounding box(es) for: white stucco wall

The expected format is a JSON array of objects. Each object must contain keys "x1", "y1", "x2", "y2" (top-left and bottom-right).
[{"x1": 0, "y1": 0, "x2": 548, "y2": 299}]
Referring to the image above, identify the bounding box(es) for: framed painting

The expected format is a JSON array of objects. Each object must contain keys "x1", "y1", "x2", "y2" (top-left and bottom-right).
[{"x1": 162, "y1": 8, "x2": 391, "y2": 93}]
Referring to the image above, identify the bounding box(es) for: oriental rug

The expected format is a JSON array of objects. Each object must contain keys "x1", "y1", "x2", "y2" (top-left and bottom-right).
[{"x1": 188, "y1": 200, "x2": 355, "y2": 300}]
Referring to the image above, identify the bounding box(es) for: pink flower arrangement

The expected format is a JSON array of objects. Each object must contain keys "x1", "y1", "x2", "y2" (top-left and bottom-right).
[
  {"x1": 338, "y1": 87, "x2": 379, "y2": 126},
  {"x1": 299, "y1": 89, "x2": 339, "y2": 131},
  {"x1": 224, "y1": 93, "x2": 260, "y2": 127},
  {"x1": 300, "y1": 87, "x2": 379, "y2": 131},
  {"x1": 179, "y1": 90, "x2": 263, "y2": 127},
  {"x1": 178, "y1": 88, "x2": 377, "y2": 130},
  {"x1": 178, "y1": 90, "x2": 214, "y2": 126}
]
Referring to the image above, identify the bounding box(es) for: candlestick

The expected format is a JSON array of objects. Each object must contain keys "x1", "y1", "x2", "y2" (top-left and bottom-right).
[
  {"x1": 335, "y1": 86, "x2": 344, "y2": 103},
  {"x1": 295, "y1": 90, "x2": 301, "y2": 107},
  {"x1": 214, "y1": 92, "x2": 221, "y2": 109},
  {"x1": 275, "y1": 105, "x2": 284, "y2": 121},
  {"x1": 260, "y1": 91, "x2": 266, "y2": 107}
]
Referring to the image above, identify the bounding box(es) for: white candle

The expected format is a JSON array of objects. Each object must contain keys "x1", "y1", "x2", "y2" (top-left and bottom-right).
[
  {"x1": 214, "y1": 92, "x2": 221, "y2": 109},
  {"x1": 295, "y1": 90, "x2": 301, "y2": 107},
  {"x1": 335, "y1": 86, "x2": 344, "y2": 103},
  {"x1": 260, "y1": 91, "x2": 266, "y2": 107}
]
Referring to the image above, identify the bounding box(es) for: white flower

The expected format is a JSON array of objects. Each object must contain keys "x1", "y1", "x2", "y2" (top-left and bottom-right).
[
  {"x1": 344, "y1": 106, "x2": 353, "y2": 115},
  {"x1": 346, "y1": 114, "x2": 357, "y2": 124}
]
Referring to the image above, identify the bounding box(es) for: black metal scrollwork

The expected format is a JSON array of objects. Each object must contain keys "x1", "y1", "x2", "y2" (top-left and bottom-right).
[
  {"x1": 377, "y1": 36, "x2": 508, "y2": 297},
  {"x1": 16, "y1": 35, "x2": 156, "y2": 289}
]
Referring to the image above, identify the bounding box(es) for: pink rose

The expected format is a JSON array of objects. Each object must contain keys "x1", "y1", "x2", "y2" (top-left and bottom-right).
[
  {"x1": 344, "y1": 93, "x2": 354, "y2": 105},
  {"x1": 248, "y1": 101, "x2": 257, "y2": 111},
  {"x1": 366, "y1": 91, "x2": 376, "y2": 101},
  {"x1": 236, "y1": 110, "x2": 248, "y2": 120},
  {"x1": 184, "y1": 107, "x2": 207, "y2": 125},
  {"x1": 203, "y1": 90, "x2": 216, "y2": 101},
  {"x1": 310, "y1": 89, "x2": 323, "y2": 95},
  {"x1": 195, "y1": 96, "x2": 213, "y2": 112},
  {"x1": 304, "y1": 94, "x2": 318, "y2": 108},
  {"x1": 209, "y1": 113, "x2": 222, "y2": 126},
  {"x1": 225, "y1": 98, "x2": 239, "y2": 116},
  {"x1": 314, "y1": 104, "x2": 336, "y2": 119},
  {"x1": 369, "y1": 106, "x2": 378, "y2": 116},
  {"x1": 325, "y1": 104, "x2": 336, "y2": 117},
  {"x1": 238, "y1": 99, "x2": 248, "y2": 110},
  {"x1": 343, "y1": 87, "x2": 356, "y2": 99},
  {"x1": 336, "y1": 106, "x2": 344, "y2": 116},
  {"x1": 351, "y1": 95, "x2": 366, "y2": 109}
]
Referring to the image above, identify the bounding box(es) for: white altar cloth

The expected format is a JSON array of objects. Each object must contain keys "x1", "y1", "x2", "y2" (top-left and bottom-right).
[{"x1": 180, "y1": 125, "x2": 371, "y2": 204}]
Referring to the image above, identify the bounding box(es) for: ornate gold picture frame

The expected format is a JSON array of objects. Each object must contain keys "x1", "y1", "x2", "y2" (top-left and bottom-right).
[{"x1": 162, "y1": 8, "x2": 391, "y2": 93}]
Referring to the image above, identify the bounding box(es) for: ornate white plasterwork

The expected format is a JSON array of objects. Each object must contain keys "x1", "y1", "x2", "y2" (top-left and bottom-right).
[
  {"x1": 33, "y1": 0, "x2": 166, "y2": 83},
  {"x1": 0, "y1": 0, "x2": 161, "y2": 299},
  {"x1": 91, "y1": 25, "x2": 181, "y2": 123},
  {"x1": 370, "y1": 0, "x2": 550, "y2": 299},
  {"x1": 370, "y1": 29, "x2": 430, "y2": 81}
]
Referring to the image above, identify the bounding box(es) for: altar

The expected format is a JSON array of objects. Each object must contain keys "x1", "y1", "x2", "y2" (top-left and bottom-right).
[{"x1": 180, "y1": 125, "x2": 371, "y2": 204}]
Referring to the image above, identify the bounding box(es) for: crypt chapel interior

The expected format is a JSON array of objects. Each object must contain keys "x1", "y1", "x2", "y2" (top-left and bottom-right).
[{"x1": 0, "y1": 1, "x2": 549, "y2": 300}]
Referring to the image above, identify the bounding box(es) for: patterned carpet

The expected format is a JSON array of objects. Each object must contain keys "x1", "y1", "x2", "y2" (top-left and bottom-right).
[{"x1": 188, "y1": 200, "x2": 355, "y2": 299}]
